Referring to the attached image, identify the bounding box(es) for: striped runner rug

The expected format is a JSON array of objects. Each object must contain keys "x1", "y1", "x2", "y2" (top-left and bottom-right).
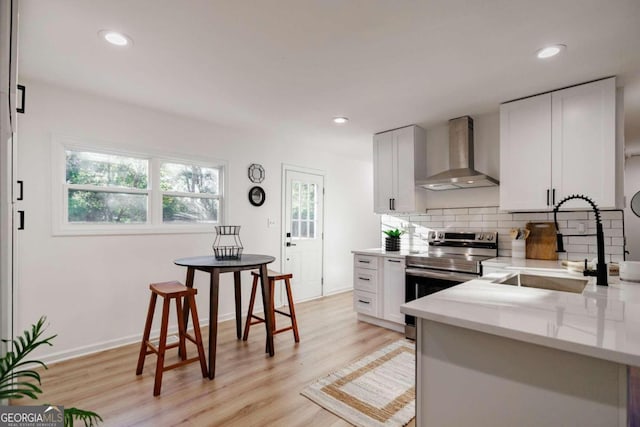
[{"x1": 301, "y1": 339, "x2": 415, "y2": 427}]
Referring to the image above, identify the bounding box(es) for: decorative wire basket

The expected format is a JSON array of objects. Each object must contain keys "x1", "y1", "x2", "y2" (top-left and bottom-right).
[{"x1": 213, "y1": 225, "x2": 243, "y2": 260}]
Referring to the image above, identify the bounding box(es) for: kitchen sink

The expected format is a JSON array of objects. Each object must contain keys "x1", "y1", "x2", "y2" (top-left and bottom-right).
[{"x1": 493, "y1": 273, "x2": 588, "y2": 294}]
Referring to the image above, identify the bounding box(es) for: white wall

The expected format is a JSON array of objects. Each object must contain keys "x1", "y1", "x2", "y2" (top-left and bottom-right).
[
  {"x1": 625, "y1": 155, "x2": 640, "y2": 260},
  {"x1": 15, "y1": 80, "x2": 380, "y2": 362},
  {"x1": 421, "y1": 112, "x2": 500, "y2": 209}
]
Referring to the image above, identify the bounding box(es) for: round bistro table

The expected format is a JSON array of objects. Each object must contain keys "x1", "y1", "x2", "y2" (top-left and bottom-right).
[{"x1": 174, "y1": 254, "x2": 276, "y2": 379}]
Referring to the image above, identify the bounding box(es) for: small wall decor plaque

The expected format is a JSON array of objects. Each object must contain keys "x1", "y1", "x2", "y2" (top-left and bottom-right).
[
  {"x1": 248, "y1": 163, "x2": 265, "y2": 183},
  {"x1": 249, "y1": 186, "x2": 265, "y2": 206}
]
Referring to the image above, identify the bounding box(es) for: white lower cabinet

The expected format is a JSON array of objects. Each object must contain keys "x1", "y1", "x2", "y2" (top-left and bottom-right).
[
  {"x1": 353, "y1": 253, "x2": 405, "y2": 331},
  {"x1": 353, "y1": 290, "x2": 378, "y2": 317},
  {"x1": 382, "y1": 257, "x2": 405, "y2": 324}
]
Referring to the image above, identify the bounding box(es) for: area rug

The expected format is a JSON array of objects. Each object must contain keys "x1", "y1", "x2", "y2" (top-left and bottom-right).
[{"x1": 301, "y1": 339, "x2": 415, "y2": 427}]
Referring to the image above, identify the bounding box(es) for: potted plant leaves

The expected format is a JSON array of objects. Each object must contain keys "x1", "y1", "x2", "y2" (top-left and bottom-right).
[
  {"x1": 383, "y1": 228, "x2": 404, "y2": 251},
  {"x1": 0, "y1": 316, "x2": 102, "y2": 426}
]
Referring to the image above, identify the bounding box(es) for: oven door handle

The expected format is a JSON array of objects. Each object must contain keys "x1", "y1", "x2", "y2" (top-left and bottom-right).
[{"x1": 405, "y1": 268, "x2": 478, "y2": 282}]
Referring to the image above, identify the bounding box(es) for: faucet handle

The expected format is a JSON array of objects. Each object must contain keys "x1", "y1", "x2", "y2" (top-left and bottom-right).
[{"x1": 556, "y1": 233, "x2": 566, "y2": 253}]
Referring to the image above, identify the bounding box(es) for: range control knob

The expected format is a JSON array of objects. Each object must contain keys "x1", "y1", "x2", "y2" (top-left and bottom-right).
[
  {"x1": 477, "y1": 234, "x2": 484, "y2": 240},
  {"x1": 430, "y1": 232, "x2": 436, "y2": 239},
  {"x1": 438, "y1": 233, "x2": 444, "y2": 239},
  {"x1": 487, "y1": 234, "x2": 494, "y2": 241}
]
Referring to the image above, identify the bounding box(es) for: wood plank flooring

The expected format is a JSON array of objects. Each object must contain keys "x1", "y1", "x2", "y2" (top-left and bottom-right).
[{"x1": 26, "y1": 291, "x2": 410, "y2": 426}]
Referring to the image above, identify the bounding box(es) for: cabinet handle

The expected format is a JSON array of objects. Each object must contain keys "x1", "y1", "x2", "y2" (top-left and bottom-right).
[
  {"x1": 17, "y1": 181, "x2": 23, "y2": 201},
  {"x1": 358, "y1": 299, "x2": 370, "y2": 304},
  {"x1": 358, "y1": 277, "x2": 370, "y2": 281},
  {"x1": 388, "y1": 259, "x2": 401, "y2": 263},
  {"x1": 17, "y1": 85, "x2": 25, "y2": 114},
  {"x1": 18, "y1": 210, "x2": 24, "y2": 230},
  {"x1": 392, "y1": 198, "x2": 396, "y2": 210},
  {"x1": 552, "y1": 188, "x2": 556, "y2": 206},
  {"x1": 358, "y1": 260, "x2": 370, "y2": 264},
  {"x1": 546, "y1": 189, "x2": 550, "y2": 206},
  {"x1": 389, "y1": 199, "x2": 392, "y2": 210}
]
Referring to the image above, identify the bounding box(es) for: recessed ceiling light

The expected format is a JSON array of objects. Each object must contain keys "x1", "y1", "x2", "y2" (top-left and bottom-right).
[
  {"x1": 98, "y1": 30, "x2": 133, "y2": 47},
  {"x1": 536, "y1": 44, "x2": 566, "y2": 59},
  {"x1": 333, "y1": 117, "x2": 349, "y2": 124}
]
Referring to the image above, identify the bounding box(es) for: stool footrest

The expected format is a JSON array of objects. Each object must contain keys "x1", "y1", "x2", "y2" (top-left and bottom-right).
[{"x1": 163, "y1": 356, "x2": 203, "y2": 372}]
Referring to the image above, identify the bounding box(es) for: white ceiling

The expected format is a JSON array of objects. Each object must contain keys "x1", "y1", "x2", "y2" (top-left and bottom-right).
[{"x1": 17, "y1": 0, "x2": 640, "y2": 158}]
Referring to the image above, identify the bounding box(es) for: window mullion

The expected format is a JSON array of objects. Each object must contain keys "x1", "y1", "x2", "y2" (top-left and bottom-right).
[{"x1": 65, "y1": 183, "x2": 150, "y2": 195}]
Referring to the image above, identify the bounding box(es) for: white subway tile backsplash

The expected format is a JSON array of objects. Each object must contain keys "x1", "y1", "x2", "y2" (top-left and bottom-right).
[
  {"x1": 497, "y1": 220, "x2": 528, "y2": 228},
  {"x1": 513, "y1": 212, "x2": 549, "y2": 221},
  {"x1": 483, "y1": 213, "x2": 513, "y2": 221},
  {"x1": 555, "y1": 211, "x2": 589, "y2": 220},
  {"x1": 586, "y1": 211, "x2": 623, "y2": 221},
  {"x1": 381, "y1": 206, "x2": 626, "y2": 263},
  {"x1": 604, "y1": 228, "x2": 624, "y2": 237},
  {"x1": 468, "y1": 207, "x2": 498, "y2": 214},
  {"x1": 565, "y1": 245, "x2": 589, "y2": 253},
  {"x1": 443, "y1": 208, "x2": 469, "y2": 215},
  {"x1": 456, "y1": 214, "x2": 483, "y2": 221}
]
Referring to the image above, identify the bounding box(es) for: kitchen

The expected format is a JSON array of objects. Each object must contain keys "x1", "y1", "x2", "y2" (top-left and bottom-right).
[{"x1": 1, "y1": 1, "x2": 640, "y2": 426}]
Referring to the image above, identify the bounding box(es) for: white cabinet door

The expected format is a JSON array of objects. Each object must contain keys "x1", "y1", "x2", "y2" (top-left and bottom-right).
[
  {"x1": 394, "y1": 126, "x2": 417, "y2": 212},
  {"x1": 499, "y1": 78, "x2": 617, "y2": 211},
  {"x1": 551, "y1": 78, "x2": 616, "y2": 208},
  {"x1": 373, "y1": 125, "x2": 426, "y2": 214},
  {"x1": 373, "y1": 131, "x2": 395, "y2": 213},
  {"x1": 382, "y1": 257, "x2": 405, "y2": 324},
  {"x1": 499, "y1": 93, "x2": 552, "y2": 211}
]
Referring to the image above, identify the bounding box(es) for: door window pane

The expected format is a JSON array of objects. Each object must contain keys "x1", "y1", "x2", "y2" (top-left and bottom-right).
[
  {"x1": 290, "y1": 180, "x2": 319, "y2": 239},
  {"x1": 68, "y1": 190, "x2": 147, "y2": 223}
]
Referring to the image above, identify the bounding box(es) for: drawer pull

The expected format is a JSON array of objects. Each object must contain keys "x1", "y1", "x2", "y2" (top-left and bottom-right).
[
  {"x1": 358, "y1": 277, "x2": 370, "y2": 281},
  {"x1": 358, "y1": 300, "x2": 370, "y2": 304},
  {"x1": 358, "y1": 260, "x2": 370, "y2": 264},
  {"x1": 388, "y1": 259, "x2": 401, "y2": 263}
]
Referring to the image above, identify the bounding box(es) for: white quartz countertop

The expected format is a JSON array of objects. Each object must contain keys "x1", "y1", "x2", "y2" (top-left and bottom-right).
[
  {"x1": 401, "y1": 271, "x2": 640, "y2": 367},
  {"x1": 352, "y1": 248, "x2": 416, "y2": 258}
]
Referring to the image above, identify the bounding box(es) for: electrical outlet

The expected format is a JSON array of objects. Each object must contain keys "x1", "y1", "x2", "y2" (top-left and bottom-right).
[
  {"x1": 577, "y1": 222, "x2": 586, "y2": 234},
  {"x1": 267, "y1": 218, "x2": 276, "y2": 228}
]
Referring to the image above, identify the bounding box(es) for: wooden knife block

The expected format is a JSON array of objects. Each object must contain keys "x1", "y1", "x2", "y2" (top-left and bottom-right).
[{"x1": 525, "y1": 222, "x2": 558, "y2": 260}]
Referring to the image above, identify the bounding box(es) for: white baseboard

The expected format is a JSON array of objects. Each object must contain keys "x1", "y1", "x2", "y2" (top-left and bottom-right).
[
  {"x1": 324, "y1": 286, "x2": 353, "y2": 296},
  {"x1": 357, "y1": 313, "x2": 404, "y2": 333},
  {"x1": 39, "y1": 311, "x2": 247, "y2": 365}
]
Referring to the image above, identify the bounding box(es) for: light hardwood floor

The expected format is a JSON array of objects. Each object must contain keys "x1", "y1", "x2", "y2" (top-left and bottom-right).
[{"x1": 28, "y1": 291, "x2": 412, "y2": 426}]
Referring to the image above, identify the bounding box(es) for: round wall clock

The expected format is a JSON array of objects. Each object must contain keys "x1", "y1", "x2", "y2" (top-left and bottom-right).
[{"x1": 248, "y1": 163, "x2": 265, "y2": 183}]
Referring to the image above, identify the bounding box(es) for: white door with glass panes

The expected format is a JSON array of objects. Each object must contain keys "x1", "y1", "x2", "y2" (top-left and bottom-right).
[{"x1": 283, "y1": 169, "x2": 324, "y2": 302}]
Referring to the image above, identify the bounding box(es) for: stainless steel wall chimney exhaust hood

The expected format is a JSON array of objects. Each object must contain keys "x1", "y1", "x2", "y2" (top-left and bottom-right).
[{"x1": 417, "y1": 116, "x2": 499, "y2": 191}]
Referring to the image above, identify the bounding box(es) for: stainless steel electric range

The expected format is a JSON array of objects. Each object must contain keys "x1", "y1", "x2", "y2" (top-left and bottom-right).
[{"x1": 404, "y1": 230, "x2": 499, "y2": 339}]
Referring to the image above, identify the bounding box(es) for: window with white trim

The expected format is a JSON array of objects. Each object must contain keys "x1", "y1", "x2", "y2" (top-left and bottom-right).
[
  {"x1": 54, "y1": 140, "x2": 225, "y2": 235},
  {"x1": 66, "y1": 150, "x2": 150, "y2": 224}
]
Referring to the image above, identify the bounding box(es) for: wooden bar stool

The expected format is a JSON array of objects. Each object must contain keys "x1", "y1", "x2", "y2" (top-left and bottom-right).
[
  {"x1": 136, "y1": 281, "x2": 208, "y2": 396},
  {"x1": 243, "y1": 270, "x2": 300, "y2": 343}
]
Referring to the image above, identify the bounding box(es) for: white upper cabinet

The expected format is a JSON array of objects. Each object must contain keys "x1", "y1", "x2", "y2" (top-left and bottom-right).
[
  {"x1": 500, "y1": 93, "x2": 552, "y2": 211},
  {"x1": 373, "y1": 125, "x2": 426, "y2": 213},
  {"x1": 500, "y1": 78, "x2": 618, "y2": 211},
  {"x1": 551, "y1": 79, "x2": 617, "y2": 209}
]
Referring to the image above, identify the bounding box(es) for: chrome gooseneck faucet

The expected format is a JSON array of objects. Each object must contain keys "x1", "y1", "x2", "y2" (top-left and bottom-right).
[{"x1": 553, "y1": 194, "x2": 607, "y2": 286}]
